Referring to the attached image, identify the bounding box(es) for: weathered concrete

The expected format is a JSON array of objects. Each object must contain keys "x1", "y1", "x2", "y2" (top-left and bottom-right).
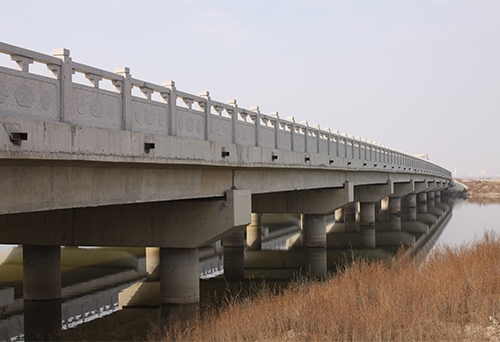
[
  {"x1": 252, "y1": 183, "x2": 353, "y2": 214},
  {"x1": 160, "y1": 248, "x2": 199, "y2": 306},
  {"x1": 389, "y1": 197, "x2": 402, "y2": 231},
  {"x1": 303, "y1": 214, "x2": 327, "y2": 248},
  {"x1": 223, "y1": 228, "x2": 245, "y2": 281},
  {"x1": 23, "y1": 245, "x2": 61, "y2": 301},
  {"x1": 246, "y1": 213, "x2": 262, "y2": 251},
  {"x1": 0, "y1": 190, "x2": 251, "y2": 248},
  {"x1": 344, "y1": 202, "x2": 357, "y2": 232},
  {"x1": 359, "y1": 202, "x2": 376, "y2": 249}
]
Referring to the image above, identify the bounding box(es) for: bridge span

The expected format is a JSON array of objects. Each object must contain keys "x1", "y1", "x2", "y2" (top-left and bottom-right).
[{"x1": 0, "y1": 41, "x2": 451, "y2": 337}]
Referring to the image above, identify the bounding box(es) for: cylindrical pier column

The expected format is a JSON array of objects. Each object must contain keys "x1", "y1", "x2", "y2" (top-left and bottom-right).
[
  {"x1": 389, "y1": 197, "x2": 402, "y2": 231},
  {"x1": 23, "y1": 245, "x2": 61, "y2": 341},
  {"x1": 246, "y1": 213, "x2": 262, "y2": 251},
  {"x1": 223, "y1": 228, "x2": 245, "y2": 281},
  {"x1": 427, "y1": 191, "x2": 435, "y2": 208},
  {"x1": 334, "y1": 207, "x2": 344, "y2": 223},
  {"x1": 160, "y1": 247, "x2": 199, "y2": 319},
  {"x1": 374, "y1": 200, "x2": 381, "y2": 222},
  {"x1": 146, "y1": 247, "x2": 160, "y2": 281},
  {"x1": 303, "y1": 214, "x2": 327, "y2": 278},
  {"x1": 435, "y1": 190, "x2": 441, "y2": 203},
  {"x1": 344, "y1": 202, "x2": 357, "y2": 232},
  {"x1": 417, "y1": 192, "x2": 428, "y2": 213},
  {"x1": 406, "y1": 193, "x2": 417, "y2": 221},
  {"x1": 303, "y1": 214, "x2": 327, "y2": 248},
  {"x1": 360, "y1": 202, "x2": 376, "y2": 249},
  {"x1": 304, "y1": 247, "x2": 327, "y2": 279}
]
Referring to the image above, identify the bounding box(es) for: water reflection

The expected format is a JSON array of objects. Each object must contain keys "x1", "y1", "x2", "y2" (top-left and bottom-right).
[
  {"x1": 2, "y1": 197, "x2": 496, "y2": 341},
  {"x1": 438, "y1": 198, "x2": 500, "y2": 247}
]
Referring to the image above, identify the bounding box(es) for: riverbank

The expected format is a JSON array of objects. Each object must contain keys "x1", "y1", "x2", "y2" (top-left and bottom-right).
[
  {"x1": 146, "y1": 232, "x2": 500, "y2": 341},
  {"x1": 456, "y1": 178, "x2": 500, "y2": 204},
  {"x1": 457, "y1": 178, "x2": 500, "y2": 197}
]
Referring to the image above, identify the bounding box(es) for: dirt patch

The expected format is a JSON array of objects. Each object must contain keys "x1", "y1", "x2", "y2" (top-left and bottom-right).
[{"x1": 456, "y1": 179, "x2": 500, "y2": 203}]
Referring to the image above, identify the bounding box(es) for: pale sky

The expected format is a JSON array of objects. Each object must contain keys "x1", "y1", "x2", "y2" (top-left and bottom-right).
[{"x1": 1, "y1": 0, "x2": 499, "y2": 177}]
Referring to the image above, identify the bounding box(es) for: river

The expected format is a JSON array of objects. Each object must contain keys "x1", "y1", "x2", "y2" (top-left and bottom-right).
[{"x1": 438, "y1": 198, "x2": 500, "y2": 247}]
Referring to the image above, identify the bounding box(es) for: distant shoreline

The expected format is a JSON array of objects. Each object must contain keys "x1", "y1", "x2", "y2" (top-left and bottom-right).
[{"x1": 455, "y1": 178, "x2": 500, "y2": 202}]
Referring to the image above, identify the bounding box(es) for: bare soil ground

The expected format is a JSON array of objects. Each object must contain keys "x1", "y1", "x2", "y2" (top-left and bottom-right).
[{"x1": 457, "y1": 179, "x2": 500, "y2": 201}]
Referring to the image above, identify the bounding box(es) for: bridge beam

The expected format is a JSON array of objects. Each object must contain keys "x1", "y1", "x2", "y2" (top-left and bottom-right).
[
  {"x1": 0, "y1": 190, "x2": 251, "y2": 248},
  {"x1": 252, "y1": 183, "x2": 354, "y2": 215},
  {"x1": 354, "y1": 181, "x2": 394, "y2": 203}
]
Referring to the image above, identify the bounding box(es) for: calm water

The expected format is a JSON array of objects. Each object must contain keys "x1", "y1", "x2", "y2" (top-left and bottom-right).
[{"x1": 438, "y1": 199, "x2": 500, "y2": 247}]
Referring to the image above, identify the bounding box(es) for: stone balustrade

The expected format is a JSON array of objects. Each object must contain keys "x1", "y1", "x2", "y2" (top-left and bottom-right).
[{"x1": 0, "y1": 41, "x2": 450, "y2": 177}]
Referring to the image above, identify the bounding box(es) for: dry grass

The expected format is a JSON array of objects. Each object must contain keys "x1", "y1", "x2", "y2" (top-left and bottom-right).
[{"x1": 149, "y1": 232, "x2": 500, "y2": 341}]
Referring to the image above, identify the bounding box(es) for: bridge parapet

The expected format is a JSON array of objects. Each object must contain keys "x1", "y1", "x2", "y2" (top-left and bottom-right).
[{"x1": 0, "y1": 42, "x2": 450, "y2": 178}]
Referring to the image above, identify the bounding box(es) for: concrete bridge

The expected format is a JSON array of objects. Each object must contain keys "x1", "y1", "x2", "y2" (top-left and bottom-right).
[{"x1": 0, "y1": 41, "x2": 451, "y2": 337}]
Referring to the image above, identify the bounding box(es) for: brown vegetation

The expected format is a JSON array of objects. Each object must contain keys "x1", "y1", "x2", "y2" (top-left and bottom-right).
[
  {"x1": 149, "y1": 232, "x2": 500, "y2": 341},
  {"x1": 458, "y1": 179, "x2": 500, "y2": 201}
]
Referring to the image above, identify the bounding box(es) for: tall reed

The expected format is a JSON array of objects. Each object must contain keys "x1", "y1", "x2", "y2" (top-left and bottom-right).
[{"x1": 149, "y1": 231, "x2": 500, "y2": 341}]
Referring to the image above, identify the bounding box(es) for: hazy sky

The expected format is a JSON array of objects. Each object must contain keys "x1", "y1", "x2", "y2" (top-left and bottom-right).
[{"x1": 1, "y1": 0, "x2": 499, "y2": 177}]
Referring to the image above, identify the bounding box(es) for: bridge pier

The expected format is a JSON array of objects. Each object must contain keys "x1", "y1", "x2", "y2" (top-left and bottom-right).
[
  {"x1": 303, "y1": 214, "x2": 327, "y2": 278},
  {"x1": 160, "y1": 247, "x2": 199, "y2": 317},
  {"x1": 246, "y1": 213, "x2": 262, "y2": 251},
  {"x1": 223, "y1": 228, "x2": 245, "y2": 281},
  {"x1": 146, "y1": 247, "x2": 160, "y2": 281},
  {"x1": 23, "y1": 245, "x2": 62, "y2": 341},
  {"x1": 360, "y1": 202, "x2": 376, "y2": 249},
  {"x1": 405, "y1": 193, "x2": 417, "y2": 221},
  {"x1": 427, "y1": 191, "x2": 435, "y2": 208},
  {"x1": 344, "y1": 202, "x2": 357, "y2": 232},
  {"x1": 417, "y1": 192, "x2": 428, "y2": 214},
  {"x1": 334, "y1": 207, "x2": 344, "y2": 223},
  {"x1": 389, "y1": 197, "x2": 402, "y2": 231}
]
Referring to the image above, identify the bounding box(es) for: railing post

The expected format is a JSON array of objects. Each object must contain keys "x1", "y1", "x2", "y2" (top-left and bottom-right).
[
  {"x1": 251, "y1": 106, "x2": 261, "y2": 147},
  {"x1": 288, "y1": 117, "x2": 295, "y2": 152},
  {"x1": 52, "y1": 48, "x2": 72, "y2": 123},
  {"x1": 164, "y1": 81, "x2": 177, "y2": 137},
  {"x1": 200, "y1": 91, "x2": 212, "y2": 141},
  {"x1": 115, "y1": 67, "x2": 132, "y2": 130},
  {"x1": 228, "y1": 99, "x2": 238, "y2": 144},
  {"x1": 313, "y1": 124, "x2": 320, "y2": 154},
  {"x1": 302, "y1": 121, "x2": 309, "y2": 153},
  {"x1": 270, "y1": 112, "x2": 279, "y2": 149}
]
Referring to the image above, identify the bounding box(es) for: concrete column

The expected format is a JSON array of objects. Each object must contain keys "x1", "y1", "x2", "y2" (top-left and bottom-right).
[
  {"x1": 146, "y1": 247, "x2": 160, "y2": 281},
  {"x1": 304, "y1": 247, "x2": 327, "y2": 279},
  {"x1": 23, "y1": 245, "x2": 61, "y2": 300},
  {"x1": 303, "y1": 214, "x2": 327, "y2": 248},
  {"x1": 223, "y1": 228, "x2": 245, "y2": 281},
  {"x1": 380, "y1": 197, "x2": 390, "y2": 222},
  {"x1": 417, "y1": 192, "x2": 428, "y2": 214},
  {"x1": 344, "y1": 202, "x2": 357, "y2": 232},
  {"x1": 435, "y1": 190, "x2": 441, "y2": 203},
  {"x1": 360, "y1": 202, "x2": 376, "y2": 249},
  {"x1": 374, "y1": 200, "x2": 381, "y2": 222},
  {"x1": 334, "y1": 207, "x2": 344, "y2": 223},
  {"x1": 160, "y1": 247, "x2": 199, "y2": 317},
  {"x1": 23, "y1": 245, "x2": 61, "y2": 341},
  {"x1": 389, "y1": 197, "x2": 402, "y2": 231},
  {"x1": 246, "y1": 213, "x2": 262, "y2": 251},
  {"x1": 302, "y1": 214, "x2": 327, "y2": 278},
  {"x1": 427, "y1": 191, "x2": 435, "y2": 208},
  {"x1": 406, "y1": 193, "x2": 417, "y2": 221}
]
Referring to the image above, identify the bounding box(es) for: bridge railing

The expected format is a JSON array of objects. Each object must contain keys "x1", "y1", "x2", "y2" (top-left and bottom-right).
[{"x1": 0, "y1": 42, "x2": 451, "y2": 178}]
